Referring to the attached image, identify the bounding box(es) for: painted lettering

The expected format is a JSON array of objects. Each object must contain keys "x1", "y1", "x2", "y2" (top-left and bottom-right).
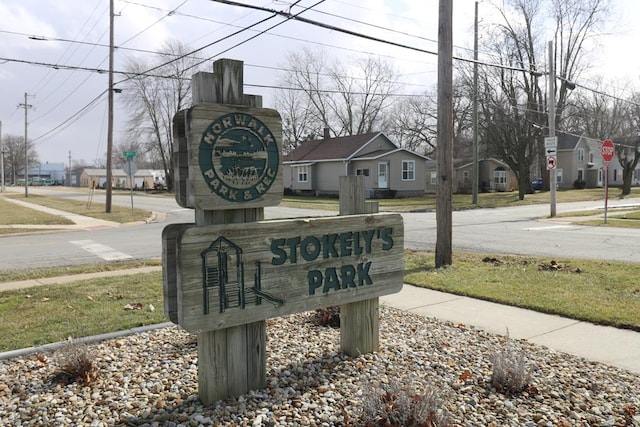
[
  {"x1": 306, "y1": 261, "x2": 374, "y2": 295},
  {"x1": 381, "y1": 227, "x2": 393, "y2": 250},
  {"x1": 322, "y1": 234, "x2": 339, "y2": 259},
  {"x1": 361, "y1": 229, "x2": 375, "y2": 253},
  {"x1": 270, "y1": 238, "x2": 287, "y2": 266},
  {"x1": 339, "y1": 232, "x2": 353, "y2": 256},
  {"x1": 286, "y1": 236, "x2": 301, "y2": 264},
  {"x1": 301, "y1": 236, "x2": 321, "y2": 262},
  {"x1": 357, "y1": 261, "x2": 372, "y2": 285},
  {"x1": 203, "y1": 169, "x2": 215, "y2": 179},
  {"x1": 244, "y1": 190, "x2": 252, "y2": 200}
]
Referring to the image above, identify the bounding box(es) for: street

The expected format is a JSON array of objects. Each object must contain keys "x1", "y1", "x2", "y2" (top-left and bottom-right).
[{"x1": 1, "y1": 188, "x2": 639, "y2": 271}]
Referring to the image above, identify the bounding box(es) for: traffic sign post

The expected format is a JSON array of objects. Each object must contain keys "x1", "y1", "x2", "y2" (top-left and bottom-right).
[
  {"x1": 601, "y1": 139, "x2": 615, "y2": 224},
  {"x1": 123, "y1": 151, "x2": 137, "y2": 211}
]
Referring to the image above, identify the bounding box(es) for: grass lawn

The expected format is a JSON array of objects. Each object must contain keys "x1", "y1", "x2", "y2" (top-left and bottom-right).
[
  {"x1": 282, "y1": 187, "x2": 640, "y2": 212},
  {"x1": 404, "y1": 250, "x2": 640, "y2": 331},
  {"x1": 1, "y1": 253, "x2": 640, "y2": 352},
  {"x1": 2, "y1": 193, "x2": 151, "y2": 224},
  {"x1": 0, "y1": 197, "x2": 74, "y2": 226},
  {"x1": 0, "y1": 272, "x2": 165, "y2": 352}
]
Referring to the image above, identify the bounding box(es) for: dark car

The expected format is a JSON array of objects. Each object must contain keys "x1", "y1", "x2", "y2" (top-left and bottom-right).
[{"x1": 531, "y1": 178, "x2": 543, "y2": 191}]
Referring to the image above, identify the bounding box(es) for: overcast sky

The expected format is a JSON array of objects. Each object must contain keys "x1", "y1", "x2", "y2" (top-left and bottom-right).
[{"x1": 0, "y1": 0, "x2": 638, "y2": 167}]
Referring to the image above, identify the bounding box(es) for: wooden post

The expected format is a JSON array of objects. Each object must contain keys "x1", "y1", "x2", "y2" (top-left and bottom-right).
[
  {"x1": 193, "y1": 59, "x2": 266, "y2": 404},
  {"x1": 435, "y1": 0, "x2": 453, "y2": 267},
  {"x1": 339, "y1": 175, "x2": 379, "y2": 356}
]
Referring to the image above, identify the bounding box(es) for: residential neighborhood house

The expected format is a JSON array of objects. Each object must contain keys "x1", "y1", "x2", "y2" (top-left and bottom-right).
[
  {"x1": 283, "y1": 131, "x2": 429, "y2": 198},
  {"x1": 425, "y1": 158, "x2": 516, "y2": 194}
]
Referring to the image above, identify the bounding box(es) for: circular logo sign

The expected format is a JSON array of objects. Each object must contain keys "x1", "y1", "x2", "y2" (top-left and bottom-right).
[{"x1": 199, "y1": 113, "x2": 279, "y2": 202}]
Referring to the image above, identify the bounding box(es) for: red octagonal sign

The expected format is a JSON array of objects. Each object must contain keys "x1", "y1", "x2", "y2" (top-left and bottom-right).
[{"x1": 601, "y1": 139, "x2": 615, "y2": 163}]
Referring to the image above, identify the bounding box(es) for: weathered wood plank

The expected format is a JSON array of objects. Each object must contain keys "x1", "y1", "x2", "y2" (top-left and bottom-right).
[
  {"x1": 189, "y1": 58, "x2": 268, "y2": 405},
  {"x1": 338, "y1": 175, "x2": 384, "y2": 356},
  {"x1": 184, "y1": 103, "x2": 283, "y2": 211},
  {"x1": 340, "y1": 298, "x2": 379, "y2": 356},
  {"x1": 175, "y1": 213, "x2": 404, "y2": 333},
  {"x1": 161, "y1": 223, "x2": 193, "y2": 324}
]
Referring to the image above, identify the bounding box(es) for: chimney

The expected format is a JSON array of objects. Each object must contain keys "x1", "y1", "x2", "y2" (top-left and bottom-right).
[{"x1": 323, "y1": 127, "x2": 330, "y2": 139}]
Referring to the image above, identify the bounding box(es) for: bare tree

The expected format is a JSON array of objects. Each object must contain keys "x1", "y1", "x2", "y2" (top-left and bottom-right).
[
  {"x1": 121, "y1": 39, "x2": 199, "y2": 191},
  {"x1": 1, "y1": 134, "x2": 38, "y2": 185},
  {"x1": 384, "y1": 79, "x2": 473, "y2": 158},
  {"x1": 565, "y1": 83, "x2": 640, "y2": 195},
  {"x1": 479, "y1": 0, "x2": 610, "y2": 198},
  {"x1": 275, "y1": 47, "x2": 399, "y2": 148}
]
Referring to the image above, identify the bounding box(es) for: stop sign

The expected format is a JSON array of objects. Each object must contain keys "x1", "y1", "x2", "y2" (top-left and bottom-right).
[{"x1": 601, "y1": 139, "x2": 615, "y2": 163}]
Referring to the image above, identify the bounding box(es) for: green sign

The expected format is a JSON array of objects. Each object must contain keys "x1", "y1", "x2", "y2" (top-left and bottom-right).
[
  {"x1": 198, "y1": 112, "x2": 279, "y2": 203},
  {"x1": 124, "y1": 151, "x2": 136, "y2": 158}
]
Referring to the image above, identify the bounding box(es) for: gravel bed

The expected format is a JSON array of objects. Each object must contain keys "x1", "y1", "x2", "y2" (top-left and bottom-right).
[{"x1": 1, "y1": 306, "x2": 639, "y2": 426}]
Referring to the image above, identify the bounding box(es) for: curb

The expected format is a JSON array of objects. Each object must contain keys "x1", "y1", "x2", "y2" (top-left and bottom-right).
[{"x1": 0, "y1": 322, "x2": 176, "y2": 361}]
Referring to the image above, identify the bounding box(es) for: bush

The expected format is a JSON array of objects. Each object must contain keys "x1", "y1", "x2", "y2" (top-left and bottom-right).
[
  {"x1": 573, "y1": 179, "x2": 587, "y2": 189},
  {"x1": 48, "y1": 338, "x2": 99, "y2": 386},
  {"x1": 350, "y1": 380, "x2": 451, "y2": 426},
  {"x1": 489, "y1": 335, "x2": 532, "y2": 394}
]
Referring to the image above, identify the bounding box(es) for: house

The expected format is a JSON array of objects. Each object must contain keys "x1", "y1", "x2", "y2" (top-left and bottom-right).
[
  {"x1": 556, "y1": 132, "x2": 605, "y2": 189},
  {"x1": 283, "y1": 131, "x2": 429, "y2": 198},
  {"x1": 80, "y1": 168, "x2": 166, "y2": 190},
  {"x1": 425, "y1": 158, "x2": 516, "y2": 194}
]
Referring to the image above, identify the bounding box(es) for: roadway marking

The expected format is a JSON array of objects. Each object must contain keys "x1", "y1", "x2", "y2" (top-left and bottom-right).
[
  {"x1": 70, "y1": 240, "x2": 133, "y2": 261},
  {"x1": 525, "y1": 225, "x2": 576, "y2": 231}
]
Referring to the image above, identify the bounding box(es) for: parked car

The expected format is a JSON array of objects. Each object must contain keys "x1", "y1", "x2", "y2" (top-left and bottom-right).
[{"x1": 531, "y1": 178, "x2": 543, "y2": 191}]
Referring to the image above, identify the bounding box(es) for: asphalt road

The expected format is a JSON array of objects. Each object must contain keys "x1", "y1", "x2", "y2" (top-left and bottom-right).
[{"x1": 1, "y1": 188, "x2": 639, "y2": 271}]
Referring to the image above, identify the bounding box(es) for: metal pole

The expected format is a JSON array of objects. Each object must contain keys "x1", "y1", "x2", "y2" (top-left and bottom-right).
[
  {"x1": 604, "y1": 165, "x2": 609, "y2": 224},
  {"x1": 472, "y1": 0, "x2": 479, "y2": 204},
  {"x1": 24, "y1": 93, "x2": 29, "y2": 197},
  {"x1": 0, "y1": 120, "x2": 4, "y2": 192},
  {"x1": 548, "y1": 41, "x2": 557, "y2": 217}
]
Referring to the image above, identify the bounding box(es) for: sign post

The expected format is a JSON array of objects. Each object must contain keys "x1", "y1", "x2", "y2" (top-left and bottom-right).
[
  {"x1": 545, "y1": 137, "x2": 558, "y2": 216},
  {"x1": 164, "y1": 58, "x2": 406, "y2": 404},
  {"x1": 601, "y1": 139, "x2": 615, "y2": 224},
  {"x1": 123, "y1": 151, "x2": 136, "y2": 211}
]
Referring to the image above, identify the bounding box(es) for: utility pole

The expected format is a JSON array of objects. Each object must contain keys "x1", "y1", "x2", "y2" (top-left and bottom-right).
[
  {"x1": 19, "y1": 93, "x2": 34, "y2": 197},
  {"x1": 435, "y1": 0, "x2": 453, "y2": 267},
  {"x1": 68, "y1": 150, "x2": 72, "y2": 187},
  {"x1": 0, "y1": 120, "x2": 4, "y2": 192},
  {"x1": 548, "y1": 40, "x2": 557, "y2": 217},
  {"x1": 472, "y1": 0, "x2": 479, "y2": 204},
  {"x1": 105, "y1": 0, "x2": 115, "y2": 213}
]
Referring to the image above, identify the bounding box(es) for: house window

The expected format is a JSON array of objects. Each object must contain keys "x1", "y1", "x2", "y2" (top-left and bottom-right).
[
  {"x1": 494, "y1": 168, "x2": 507, "y2": 185},
  {"x1": 402, "y1": 160, "x2": 415, "y2": 181},
  {"x1": 430, "y1": 171, "x2": 437, "y2": 185},
  {"x1": 297, "y1": 165, "x2": 308, "y2": 183},
  {"x1": 556, "y1": 168, "x2": 563, "y2": 184},
  {"x1": 356, "y1": 168, "x2": 370, "y2": 176},
  {"x1": 577, "y1": 148, "x2": 585, "y2": 162},
  {"x1": 577, "y1": 169, "x2": 584, "y2": 181},
  {"x1": 589, "y1": 152, "x2": 594, "y2": 163},
  {"x1": 614, "y1": 169, "x2": 618, "y2": 181}
]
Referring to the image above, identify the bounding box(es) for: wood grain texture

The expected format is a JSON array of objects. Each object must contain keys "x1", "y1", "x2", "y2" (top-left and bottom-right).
[
  {"x1": 162, "y1": 223, "x2": 193, "y2": 324},
  {"x1": 175, "y1": 213, "x2": 404, "y2": 333}
]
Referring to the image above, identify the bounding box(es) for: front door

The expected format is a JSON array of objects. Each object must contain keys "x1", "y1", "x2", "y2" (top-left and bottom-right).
[{"x1": 378, "y1": 162, "x2": 388, "y2": 188}]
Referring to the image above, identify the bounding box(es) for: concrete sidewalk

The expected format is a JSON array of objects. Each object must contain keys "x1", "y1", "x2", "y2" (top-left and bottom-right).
[{"x1": 380, "y1": 285, "x2": 640, "y2": 374}]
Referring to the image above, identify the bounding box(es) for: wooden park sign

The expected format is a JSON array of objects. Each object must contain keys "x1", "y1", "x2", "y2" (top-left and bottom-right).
[
  {"x1": 163, "y1": 58, "x2": 404, "y2": 404},
  {"x1": 166, "y1": 213, "x2": 403, "y2": 333}
]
